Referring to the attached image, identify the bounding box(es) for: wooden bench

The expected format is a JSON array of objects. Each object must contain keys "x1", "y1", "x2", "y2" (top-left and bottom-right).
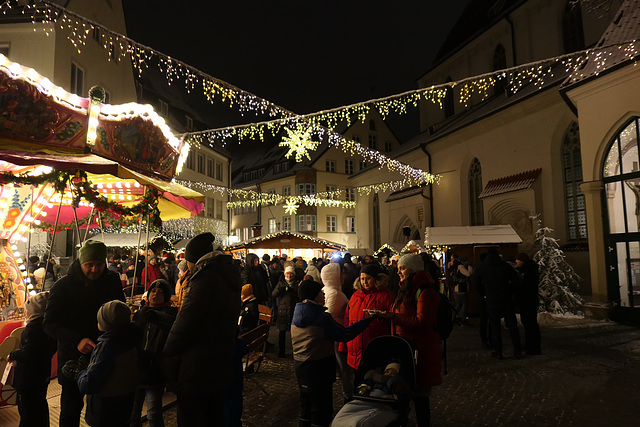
[
  {"x1": 239, "y1": 322, "x2": 271, "y2": 394},
  {"x1": 258, "y1": 304, "x2": 272, "y2": 324}
]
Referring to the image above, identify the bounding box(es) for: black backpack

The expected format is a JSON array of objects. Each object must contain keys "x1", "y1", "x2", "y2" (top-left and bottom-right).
[{"x1": 416, "y1": 288, "x2": 455, "y2": 375}]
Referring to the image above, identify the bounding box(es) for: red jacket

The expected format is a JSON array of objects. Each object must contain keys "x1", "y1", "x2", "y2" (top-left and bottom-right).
[
  {"x1": 393, "y1": 270, "x2": 442, "y2": 389},
  {"x1": 142, "y1": 264, "x2": 164, "y2": 290},
  {"x1": 339, "y1": 283, "x2": 395, "y2": 369}
]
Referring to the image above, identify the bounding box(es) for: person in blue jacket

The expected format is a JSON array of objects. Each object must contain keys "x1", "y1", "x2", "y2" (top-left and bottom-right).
[{"x1": 291, "y1": 280, "x2": 378, "y2": 427}]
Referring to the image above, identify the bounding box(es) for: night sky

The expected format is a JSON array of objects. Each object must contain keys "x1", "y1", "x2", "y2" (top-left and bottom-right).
[{"x1": 123, "y1": 0, "x2": 469, "y2": 131}]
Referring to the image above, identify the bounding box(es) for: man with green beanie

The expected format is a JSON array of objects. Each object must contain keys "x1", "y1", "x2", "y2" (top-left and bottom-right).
[{"x1": 44, "y1": 240, "x2": 126, "y2": 427}]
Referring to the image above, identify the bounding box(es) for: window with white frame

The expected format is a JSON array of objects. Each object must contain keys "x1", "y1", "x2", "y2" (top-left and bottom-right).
[
  {"x1": 207, "y1": 158, "x2": 214, "y2": 178},
  {"x1": 185, "y1": 115, "x2": 194, "y2": 131},
  {"x1": 197, "y1": 154, "x2": 205, "y2": 174},
  {"x1": 385, "y1": 141, "x2": 392, "y2": 152},
  {"x1": 268, "y1": 218, "x2": 277, "y2": 234},
  {"x1": 70, "y1": 63, "x2": 84, "y2": 96},
  {"x1": 283, "y1": 185, "x2": 291, "y2": 197},
  {"x1": 345, "y1": 187, "x2": 355, "y2": 202},
  {"x1": 326, "y1": 215, "x2": 337, "y2": 232},
  {"x1": 159, "y1": 99, "x2": 169, "y2": 117},
  {"x1": 326, "y1": 185, "x2": 337, "y2": 199},
  {"x1": 352, "y1": 135, "x2": 360, "y2": 143},
  {"x1": 216, "y1": 200, "x2": 223, "y2": 219},
  {"x1": 360, "y1": 161, "x2": 367, "y2": 171},
  {"x1": 346, "y1": 216, "x2": 355, "y2": 233},
  {"x1": 243, "y1": 227, "x2": 250, "y2": 241},
  {"x1": 345, "y1": 160, "x2": 354, "y2": 175},
  {"x1": 368, "y1": 134, "x2": 377, "y2": 150},
  {"x1": 215, "y1": 161, "x2": 223, "y2": 181},
  {"x1": 297, "y1": 214, "x2": 316, "y2": 232},
  {"x1": 282, "y1": 216, "x2": 291, "y2": 231},
  {"x1": 297, "y1": 183, "x2": 316, "y2": 195},
  {"x1": 326, "y1": 160, "x2": 336, "y2": 172},
  {"x1": 186, "y1": 150, "x2": 195, "y2": 170}
]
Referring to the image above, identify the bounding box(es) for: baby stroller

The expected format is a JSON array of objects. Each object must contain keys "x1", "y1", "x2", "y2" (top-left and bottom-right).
[{"x1": 331, "y1": 335, "x2": 416, "y2": 427}]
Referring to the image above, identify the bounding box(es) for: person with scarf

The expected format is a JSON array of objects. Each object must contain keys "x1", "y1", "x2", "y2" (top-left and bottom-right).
[
  {"x1": 379, "y1": 254, "x2": 442, "y2": 427},
  {"x1": 272, "y1": 265, "x2": 299, "y2": 358}
]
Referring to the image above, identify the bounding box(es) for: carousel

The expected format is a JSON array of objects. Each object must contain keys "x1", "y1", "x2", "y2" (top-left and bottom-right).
[{"x1": 0, "y1": 56, "x2": 203, "y2": 405}]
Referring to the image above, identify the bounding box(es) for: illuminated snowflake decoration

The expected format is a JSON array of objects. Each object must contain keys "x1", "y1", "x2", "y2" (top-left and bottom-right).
[
  {"x1": 284, "y1": 199, "x2": 299, "y2": 215},
  {"x1": 280, "y1": 126, "x2": 318, "y2": 162}
]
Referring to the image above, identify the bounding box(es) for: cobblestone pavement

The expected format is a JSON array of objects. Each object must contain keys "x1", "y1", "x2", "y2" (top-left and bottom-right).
[{"x1": 147, "y1": 315, "x2": 640, "y2": 426}]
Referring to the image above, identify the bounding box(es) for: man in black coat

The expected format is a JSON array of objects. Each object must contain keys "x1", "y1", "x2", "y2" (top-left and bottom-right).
[
  {"x1": 515, "y1": 252, "x2": 542, "y2": 355},
  {"x1": 471, "y1": 248, "x2": 522, "y2": 359},
  {"x1": 164, "y1": 232, "x2": 241, "y2": 426},
  {"x1": 241, "y1": 253, "x2": 270, "y2": 305},
  {"x1": 43, "y1": 240, "x2": 125, "y2": 427}
]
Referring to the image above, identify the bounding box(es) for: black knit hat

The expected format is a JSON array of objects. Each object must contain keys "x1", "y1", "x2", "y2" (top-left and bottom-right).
[
  {"x1": 360, "y1": 263, "x2": 381, "y2": 277},
  {"x1": 148, "y1": 279, "x2": 172, "y2": 303},
  {"x1": 185, "y1": 232, "x2": 215, "y2": 263},
  {"x1": 298, "y1": 280, "x2": 323, "y2": 301}
]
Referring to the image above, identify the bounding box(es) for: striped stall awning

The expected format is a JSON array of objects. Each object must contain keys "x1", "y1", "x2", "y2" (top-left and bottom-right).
[{"x1": 478, "y1": 168, "x2": 542, "y2": 199}]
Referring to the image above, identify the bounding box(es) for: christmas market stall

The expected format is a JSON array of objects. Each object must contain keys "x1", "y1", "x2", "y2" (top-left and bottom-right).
[
  {"x1": 425, "y1": 225, "x2": 523, "y2": 314},
  {"x1": 226, "y1": 231, "x2": 347, "y2": 261},
  {"x1": 0, "y1": 56, "x2": 202, "y2": 405}
]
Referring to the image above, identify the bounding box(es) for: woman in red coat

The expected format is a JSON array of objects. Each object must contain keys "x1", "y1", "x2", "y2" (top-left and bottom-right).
[
  {"x1": 141, "y1": 256, "x2": 165, "y2": 291},
  {"x1": 339, "y1": 263, "x2": 394, "y2": 398},
  {"x1": 382, "y1": 253, "x2": 442, "y2": 427}
]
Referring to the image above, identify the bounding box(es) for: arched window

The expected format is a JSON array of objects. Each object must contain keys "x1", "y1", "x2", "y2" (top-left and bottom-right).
[
  {"x1": 562, "y1": 1, "x2": 585, "y2": 53},
  {"x1": 563, "y1": 122, "x2": 587, "y2": 240},
  {"x1": 493, "y1": 44, "x2": 507, "y2": 95},
  {"x1": 444, "y1": 77, "x2": 454, "y2": 118},
  {"x1": 602, "y1": 118, "x2": 640, "y2": 309},
  {"x1": 469, "y1": 158, "x2": 484, "y2": 225}
]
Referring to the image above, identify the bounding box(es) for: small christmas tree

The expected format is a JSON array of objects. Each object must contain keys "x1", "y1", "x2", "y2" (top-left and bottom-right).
[{"x1": 532, "y1": 223, "x2": 584, "y2": 315}]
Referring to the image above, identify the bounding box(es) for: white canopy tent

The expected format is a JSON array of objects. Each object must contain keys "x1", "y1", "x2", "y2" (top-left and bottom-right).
[{"x1": 424, "y1": 225, "x2": 522, "y2": 246}]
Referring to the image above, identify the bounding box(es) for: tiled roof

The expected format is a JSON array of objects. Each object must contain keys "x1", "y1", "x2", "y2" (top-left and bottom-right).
[
  {"x1": 385, "y1": 186, "x2": 424, "y2": 202},
  {"x1": 478, "y1": 168, "x2": 541, "y2": 199},
  {"x1": 563, "y1": 0, "x2": 640, "y2": 87}
]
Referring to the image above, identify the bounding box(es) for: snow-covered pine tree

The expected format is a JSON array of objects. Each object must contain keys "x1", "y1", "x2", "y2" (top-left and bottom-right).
[{"x1": 532, "y1": 224, "x2": 584, "y2": 315}]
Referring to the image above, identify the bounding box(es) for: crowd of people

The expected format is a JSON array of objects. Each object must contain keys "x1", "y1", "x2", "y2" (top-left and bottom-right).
[{"x1": 5, "y1": 236, "x2": 542, "y2": 427}]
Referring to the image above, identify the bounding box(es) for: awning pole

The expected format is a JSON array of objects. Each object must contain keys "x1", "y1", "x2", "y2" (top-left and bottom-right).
[
  {"x1": 45, "y1": 190, "x2": 64, "y2": 280},
  {"x1": 97, "y1": 211, "x2": 105, "y2": 244},
  {"x1": 81, "y1": 208, "x2": 96, "y2": 244},
  {"x1": 26, "y1": 188, "x2": 33, "y2": 293},
  {"x1": 72, "y1": 205, "x2": 82, "y2": 251},
  {"x1": 132, "y1": 214, "x2": 144, "y2": 299}
]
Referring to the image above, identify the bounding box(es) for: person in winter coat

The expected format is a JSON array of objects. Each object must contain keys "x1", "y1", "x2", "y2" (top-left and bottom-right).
[
  {"x1": 272, "y1": 265, "x2": 299, "y2": 358},
  {"x1": 130, "y1": 279, "x2": 178, "y2": 427},
  {"x1": 163, "y1": 233, "x2": 241, "y2": 426},
  {"x1": 453, "y1": 256, "x2": 472, "y2": 325},
  {"x1": 291, "y1": 280, "x2": 377, "y2": 427},
  {"x1": 471, "y1": 248, "x2": 522, "y2": 360},
  {"x1": 141, "y1": 257, "x2": 164, "y2": 291},
  {"x1": 74, "y1": 300, "x2": 139, "y2": 427},
  {"x1": 241, "y1": 253, "x2": 270, "y2": 305},
  {"x1": 515, "y1": 252, "x2": 542, "y2": 355},
  {"x1": 380, "y1": 254, "x2": 442, "y2": 427},
  {"x1": 43, "y1": 240, "x2": 126, "y2": 427},
  {"x1": 7, "y1": 292, "x2": 57, "y2": 427},
  {"x1": 304, "y1": 265, "x2": 321, "y2": 284},
  {"x1": 174, "y1": 259, "x2": 190, "y2": 309},
  {"x1": 339, "y1": 263, "x2": 395, "y2": 373},
  {"x1": 320, "y1": 262, "x2": 351, "y2": 401},
  {"x1": 239, "y1": 284, "x2": 259, "y2": 333}
]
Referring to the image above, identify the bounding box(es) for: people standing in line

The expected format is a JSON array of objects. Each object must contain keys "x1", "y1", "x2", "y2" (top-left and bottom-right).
[
  {"x1": 43, "y1": 240, "x2": 126, "y2": 427},
  {"x1": 421, "y1": 253, "x2": 443, "y2": 292},
  {"x1": 471, "y1": 248, "x2": 522, "y2": 360},
  {"x1": 73, "y1": 300, "x2": 139, "y2": 427},
  {"x1": 291, "y1": 280, "x2": 377, "y2": 427},
  {"x1": 453, "y1": 256, "x2": 473, "y2": 325},
  {"x1": 320, "y1": 261, "x2": 351, "y2": 403},
  {"x1": 163, "y1": 232, "x2": 241, "y2": 426},
  {"x1": 241, "y1": 253, "x2": 270, "y2": 306},
  {"x1": 304, "y1": 264, "x2": 322, "y2": 284},
  {"x1": 141, "y1": 256, "x2": 164, "y2": 291},
  {"x1": 268, "y1": 259, "x2": 283, "y2": 320},
  {"x1": 130, "y1": 279, "x2": 178, "y2": 427},
  {"x1": 162, "y1": 257, "x2": 178, "y2": 290},
  {"x1": 272, "y1": 265, "x2": 300, "y2": 358},
  {"x1": 379, "y1": 254, "x2": 442, "y2": 427},
  {"x1": 173, "y1": 259, "x2": 190, "y2": 309},
  {"x1": 339, "y1": 263, "x2": 395, "y2": 398},
  {"x1": 515, "y1": 252, "x2": 542, "y2": 355},
  {"x1": 239, "y1": 284, "x2": 259, "y2": 333},
  {"x1": 7, "y1": 292, "x2": 57, "y2": 427}
]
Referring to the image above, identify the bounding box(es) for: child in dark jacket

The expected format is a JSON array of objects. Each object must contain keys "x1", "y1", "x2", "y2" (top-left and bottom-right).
[
  {"x1": 76, "y1": 300, "x2": 139, "y2": 427},
  {"x1": 7, "y1": 292, "x2": 57, "y2": 427},
  {"x1": 291, "y1": 280, "x2": 377, "y2": 427},
  {"x1": 130, "y1": 279, "x2": 178, "y2": 427}
]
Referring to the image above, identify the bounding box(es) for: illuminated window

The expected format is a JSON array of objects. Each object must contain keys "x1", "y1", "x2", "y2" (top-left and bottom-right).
[
  {"x1": 346, "y1": 216, "x2": 355, "y2": 233},
  {"x1": 70, "y1": 63, "x2": 84, "y2": 96},
  {"x1": 564, "y1": 122, "x2": 586, "y2": 240}
]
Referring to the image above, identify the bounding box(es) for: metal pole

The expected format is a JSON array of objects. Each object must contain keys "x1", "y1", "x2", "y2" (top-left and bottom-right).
[
  {"x1": 82, "y1": 208, "x2": 95, "y2": 244},
  {"x1": 132, "y1": 214, "x2": 144, "y2": 299},
  {"x1": 45, "y1": 192, "x2": 64, "y2": 281}
]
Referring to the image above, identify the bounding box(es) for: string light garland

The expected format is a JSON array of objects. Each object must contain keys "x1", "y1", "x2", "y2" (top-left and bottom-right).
[
  {"x1": 8, "y1": 1, "x2": 639, "y2": 186},
  {"x1": 226, "y1": 230, "x2": 347, "y2": 251}
]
